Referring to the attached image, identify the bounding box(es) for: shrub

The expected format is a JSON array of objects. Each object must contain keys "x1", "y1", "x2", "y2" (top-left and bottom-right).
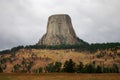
[{"x1": 63, "y1": 59, "x2": 76, "y2": 73}]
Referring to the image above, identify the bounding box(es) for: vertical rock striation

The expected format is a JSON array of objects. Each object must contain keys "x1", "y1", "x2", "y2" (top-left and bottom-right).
[{"x1": 37, "y1": 14, "x2": 87, "y2": 45}]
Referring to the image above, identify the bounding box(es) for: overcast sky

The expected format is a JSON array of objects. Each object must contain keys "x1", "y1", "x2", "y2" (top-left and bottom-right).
[{"x1": 0, "y1": 0, "x2": 120, "y2": 50}]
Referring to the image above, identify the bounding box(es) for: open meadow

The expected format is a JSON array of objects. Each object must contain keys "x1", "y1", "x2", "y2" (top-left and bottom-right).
[{"x1": 0, "y1": 73, "x2": 120, "y2": 80}]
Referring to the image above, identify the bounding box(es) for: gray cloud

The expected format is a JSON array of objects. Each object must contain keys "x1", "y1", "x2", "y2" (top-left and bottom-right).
[{"x1": 0, "y1": 0, "x2": 120, "y2": 50}]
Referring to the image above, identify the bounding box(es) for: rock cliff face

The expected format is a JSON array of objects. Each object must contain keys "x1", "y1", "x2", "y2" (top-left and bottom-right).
[{"x1": 37, "y1": 14, "x2": 86, "y2": 45}]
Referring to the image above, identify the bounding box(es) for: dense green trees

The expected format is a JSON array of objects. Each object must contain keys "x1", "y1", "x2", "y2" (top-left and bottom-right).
[
  {"x1": 10, "y1": 58, "x2": 119, "y2": 73},
  {"x1": 11, "y1": 46, "x2": 24, "y2": 52},
  {"x1": 96, "y1": 65, "x2": 102, "y2": 73},
  {"x1": 111, "y1": 64, "x2": 119, "y2": 73},
  {"x1": 2, "y1": 59, "x2": 117, "y2": 73},
  {"x1": 45, "y1": 63, "x2": 55, "y2": 72},
  {"x1": 45, "y1": 62, "x2": 62, "y2": 73},
  {"x1": 44, "y1": 59, "x2": 119, "y2": 73},
  {"x1": 0, "y1": 45, "x2": 24, "y2": 55},
  {"x1": 0, "y1": 50, "x2": 11, "y2": 55},
  {"x1": 83, "y1": 64, "x2": 96, "y2": 73},
  {"x1": 76, "y1": 62, "x2": 84, "y2": 73},
  {"x1": 32, "y1": 67, "x2": 43, "y2": 73},
  {"x1": 0, "y1": 67, "x2": 3, "y2": 73},
  {"x1": 0, "y1": 42, "x2": 120, "y2": 55},
  {"x1": 13, "y1": 64, "x2": 21, "y2": 72},
  {"x1": 54, "y1": 62, "x2": 62, "y2": 72},
  {"x1": 63, "y1": 59, "x2": 76, "y2": 73},
  {"x1": 38, "y1": 67, "x2": 43, "y2": 73}
]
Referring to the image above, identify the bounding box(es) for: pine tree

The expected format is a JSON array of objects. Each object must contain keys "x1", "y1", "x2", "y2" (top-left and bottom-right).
[
  {"x1": 63, "y1": 59, "x2": 76, "y2": 73},
  {"x1": 77, "y1": 62, "x2": 84, "y2": 73},
  {"x1": 0, "y1": 67, "x2": 3, "y2": 73}
]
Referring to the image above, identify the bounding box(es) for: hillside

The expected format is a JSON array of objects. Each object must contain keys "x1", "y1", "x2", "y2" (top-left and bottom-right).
[{"x1": 0, "y1": 47, "x2": 120, "y2": 73}]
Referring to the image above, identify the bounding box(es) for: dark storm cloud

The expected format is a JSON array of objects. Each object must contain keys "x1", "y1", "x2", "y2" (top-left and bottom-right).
[{"x1": 0, "y1": 0, "x2": 120, "y2": 50}]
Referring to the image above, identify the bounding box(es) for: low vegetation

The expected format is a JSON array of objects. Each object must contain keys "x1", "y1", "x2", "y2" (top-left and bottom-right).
[
  {"x1": 0, "y1": 42, "x2": 120, "y2": 55},
  {"x1": 0, "y1": 42, "x2": 120, "y2": 73},
  {"x1": 0, "y1": 58, "x2": 119, "y2": 73},
  {"x1": 40, "y1": 59, "x2": 119, "y2": 73}
]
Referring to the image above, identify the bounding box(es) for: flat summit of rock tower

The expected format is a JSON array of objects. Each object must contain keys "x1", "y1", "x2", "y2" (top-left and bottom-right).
[{"x1": 37, "y1": 14, "x2": 87, "y2": 45}]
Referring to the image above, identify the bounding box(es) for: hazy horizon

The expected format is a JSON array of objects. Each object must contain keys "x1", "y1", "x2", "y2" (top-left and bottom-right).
[{"x1": 0, "y1": 0, "x2": 120, "y2": 50}]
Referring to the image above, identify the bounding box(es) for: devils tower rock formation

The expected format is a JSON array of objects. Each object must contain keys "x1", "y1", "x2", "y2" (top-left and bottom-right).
[{"x1": 38, "y1": 14, "x2": 86, "y2": 45}]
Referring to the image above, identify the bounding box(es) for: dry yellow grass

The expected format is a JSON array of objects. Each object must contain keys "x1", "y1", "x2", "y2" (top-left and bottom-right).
[
  {"x1": 33, "y1": 49, "x2": 91, "y2": 63},
  {"x1": 0, "y1": 73, "x2": 120, "y2": 80},
  {"x1": 1, "y1": 49, "x2": 120, "y2": 73}
]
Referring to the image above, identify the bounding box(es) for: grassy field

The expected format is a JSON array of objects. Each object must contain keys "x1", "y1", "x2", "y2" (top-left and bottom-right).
[{"x1": 0, "y1": 73, "x2": 120, "y2": 80}]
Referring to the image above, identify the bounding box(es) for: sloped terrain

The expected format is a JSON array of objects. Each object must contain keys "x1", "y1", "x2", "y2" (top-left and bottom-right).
[{"x1": 0, "y1": 48, "x2": 120, "y2": 73}]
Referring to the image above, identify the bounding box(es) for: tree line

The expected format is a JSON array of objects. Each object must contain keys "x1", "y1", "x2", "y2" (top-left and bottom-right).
[
  {"x1": 0, "y1": 42, "x2": 120, "y2": 55},
  {"x1": 43, "y1": 59, "x2": 119, "y2": 73},
  {"x1": 7, "y1": 59, "x2": 119, "y2": 73},
  {"x1": 0, "y1": 58, "x2": 119, "y2": 73}
]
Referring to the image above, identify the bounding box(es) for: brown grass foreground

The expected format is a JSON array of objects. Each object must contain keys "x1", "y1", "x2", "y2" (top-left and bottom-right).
[{"x1": 0, "y1": 73, "x2": 120, "y2": 80}]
